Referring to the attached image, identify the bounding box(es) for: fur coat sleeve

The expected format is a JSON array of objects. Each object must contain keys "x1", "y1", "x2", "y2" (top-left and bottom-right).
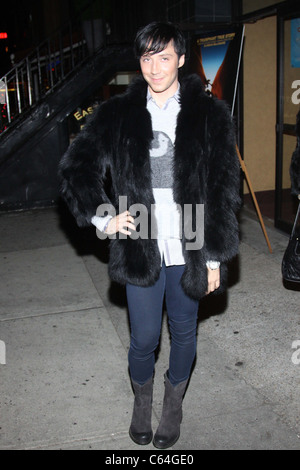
[
  {"x1": 203, "y1": 98, "x2": 241, "y2": 263},
  {"x1": 58, "y1": 100, "x2": 116, "y2": 227},
  {"x1": 173, "y1": 78, "x2": 241, "y2": 298}
]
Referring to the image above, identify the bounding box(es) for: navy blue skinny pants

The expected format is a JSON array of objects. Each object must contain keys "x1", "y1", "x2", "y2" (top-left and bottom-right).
[{"x1": 126, "y1": 263, "x2": 199, "y2": 386}]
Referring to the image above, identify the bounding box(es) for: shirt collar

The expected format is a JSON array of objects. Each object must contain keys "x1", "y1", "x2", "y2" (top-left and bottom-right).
[{"x1": 147, "y1": 83, "x2": 181, "y2": 106}]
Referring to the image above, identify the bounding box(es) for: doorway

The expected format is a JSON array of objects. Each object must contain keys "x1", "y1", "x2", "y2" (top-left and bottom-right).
[{"x1": 276, "y1": 6, "x2": 300, "y2": 232}]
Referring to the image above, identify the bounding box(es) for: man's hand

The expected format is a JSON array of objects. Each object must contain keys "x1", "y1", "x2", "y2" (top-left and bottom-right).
[
  {"x1": 206, "y1": 267, "x2": 220, "y2": 295},
  {"x1": 105, "y1": 211, "x2": 136, "y2": 236}
]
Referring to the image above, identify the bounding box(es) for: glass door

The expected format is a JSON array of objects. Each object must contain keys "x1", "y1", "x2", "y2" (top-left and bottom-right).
[{"x1": 276, "y1": 8, "x2": 300, "y2": 232}]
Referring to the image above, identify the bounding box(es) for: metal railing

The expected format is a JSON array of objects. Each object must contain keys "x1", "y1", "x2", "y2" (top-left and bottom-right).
[
  {"x1": 0, "y1": 12, "x2": 86, "y2": 134},
  {"x1": 0, "y1": 25, "x2": 87, "y2": 132},
  {"x1": 0, "y1": 0, "x2": 144, "y2": 135}
]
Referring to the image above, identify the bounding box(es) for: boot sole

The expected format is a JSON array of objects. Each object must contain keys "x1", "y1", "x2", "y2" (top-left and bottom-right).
[
  {"x1": 153, "y1": 433, "x2": 180, "y2": 449},
  {"x1": 129, "y1": 428, "x2": 153, "y2": 446}
]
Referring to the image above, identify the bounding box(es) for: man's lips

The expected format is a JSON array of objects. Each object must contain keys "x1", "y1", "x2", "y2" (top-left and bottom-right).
[{"x1": 151, "y1": 77, "x2": 164, "y2": 83}]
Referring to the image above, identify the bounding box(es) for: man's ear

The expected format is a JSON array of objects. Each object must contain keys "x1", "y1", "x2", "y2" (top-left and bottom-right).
[{"x1": 178, "y1": 54, "x2": 185, "y2": 69}]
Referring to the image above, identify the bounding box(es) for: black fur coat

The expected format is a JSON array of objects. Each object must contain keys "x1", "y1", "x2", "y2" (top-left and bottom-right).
[
  {"x1": 290, "y1": 110, "x2": 300, "y2": 196},
  {"x1": 59, "y1": 74, "x2": 241, "y2": 299}
]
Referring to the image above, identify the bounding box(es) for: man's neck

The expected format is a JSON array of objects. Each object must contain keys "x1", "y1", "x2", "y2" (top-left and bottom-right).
[{"x1": 148, "y1": 81, "x2": 179, "y2": 109}]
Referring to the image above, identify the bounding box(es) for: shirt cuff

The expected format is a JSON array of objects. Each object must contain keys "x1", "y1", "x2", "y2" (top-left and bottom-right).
[
  {"x1": 206, "y1": 261, "x2": 220, "y2": 270},
  {"x1": 91, "y1": 215, "x2": 112, "y2": 233}
]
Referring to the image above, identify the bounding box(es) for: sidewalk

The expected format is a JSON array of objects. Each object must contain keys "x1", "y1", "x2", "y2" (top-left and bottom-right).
[{"x1": 0, "y1": 205, "x2": 299, "y2": 450}]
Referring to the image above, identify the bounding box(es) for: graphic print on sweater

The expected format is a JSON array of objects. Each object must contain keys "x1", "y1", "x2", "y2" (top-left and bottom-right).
[{"x1": 150, "y1": 131, "x2": 174, "y2": 189}]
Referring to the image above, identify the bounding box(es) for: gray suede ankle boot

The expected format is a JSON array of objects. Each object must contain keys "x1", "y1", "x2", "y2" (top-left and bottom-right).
[
  {"x1": 129, "y1": 376, "x2": 153, "y2": 445},
  {"x1": 153, "y1": 373, "x2": 188, "y2": 449}
]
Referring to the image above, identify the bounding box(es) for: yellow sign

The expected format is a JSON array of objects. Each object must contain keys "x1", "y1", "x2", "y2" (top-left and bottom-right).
[{"x1": 73, "y1": 106, "x2": 94, "y2": 121}]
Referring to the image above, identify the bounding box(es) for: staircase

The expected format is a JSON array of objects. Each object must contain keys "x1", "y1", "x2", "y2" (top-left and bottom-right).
[
  {"x1": 0, "y1": 0, "x2": 143, "y2": 211},
  {"x1": 0, "y1": 0, "x2": 210, "y2": 212}
]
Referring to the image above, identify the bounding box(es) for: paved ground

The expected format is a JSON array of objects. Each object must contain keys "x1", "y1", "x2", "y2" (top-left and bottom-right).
[{"x1": 0, "y1": 204, "x2": 299, "y2": 450}]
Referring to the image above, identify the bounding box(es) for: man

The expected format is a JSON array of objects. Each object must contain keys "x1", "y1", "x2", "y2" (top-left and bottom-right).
[{"x1": 59, "y1": 22, "x2": 240, "y2": 449}]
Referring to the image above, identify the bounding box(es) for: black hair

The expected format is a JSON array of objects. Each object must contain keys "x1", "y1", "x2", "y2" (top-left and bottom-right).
[{"x1": 134, "y1": 22, "x2": 186, "y2": 59}]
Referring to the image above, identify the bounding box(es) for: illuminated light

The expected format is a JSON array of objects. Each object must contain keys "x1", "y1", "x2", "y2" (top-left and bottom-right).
[{"x1": 0, "y1": 33, "x2": 8, "y2": 39}]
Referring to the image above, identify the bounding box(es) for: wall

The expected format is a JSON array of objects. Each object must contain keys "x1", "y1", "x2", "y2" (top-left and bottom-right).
[
  {"x1": 243, "y1": 15, "x2": 277, "y2": 192},
  {"x1": 38, "y1": 0, "x2": 71, "y2": 40},
  {"x1": 243, "y1": 0, "x2": 280, "y2": 14}
]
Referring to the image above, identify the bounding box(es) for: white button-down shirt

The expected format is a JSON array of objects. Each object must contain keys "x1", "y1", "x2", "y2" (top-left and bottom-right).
[{"x1": 147, "y1": 85, "x2": 185, "y2": 266}]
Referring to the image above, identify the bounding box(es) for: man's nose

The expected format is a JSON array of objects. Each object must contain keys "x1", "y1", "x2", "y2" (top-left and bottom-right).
[{"x1": 151, "y1": 59, "x2": 161, "y2": 74}]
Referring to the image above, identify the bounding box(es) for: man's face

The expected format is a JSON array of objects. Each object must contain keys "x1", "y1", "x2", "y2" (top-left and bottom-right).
[{"x1": 140, "y1": 40, "x2": 185, "y2": 100}]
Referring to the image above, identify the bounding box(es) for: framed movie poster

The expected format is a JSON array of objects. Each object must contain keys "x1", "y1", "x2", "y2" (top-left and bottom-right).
[
  {"x1": 291, "y1": 18, "x2": 300, "y2": 68},
  {"x1": 189, "y1": 26, "x2": 245, "y2": 115}
]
